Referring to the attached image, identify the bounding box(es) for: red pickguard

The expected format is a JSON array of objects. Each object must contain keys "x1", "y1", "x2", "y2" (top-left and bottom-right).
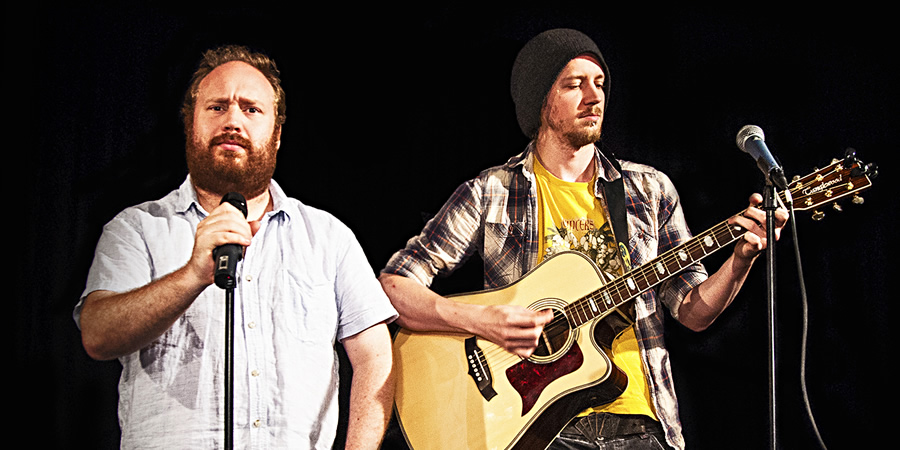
[{"x1": 506, "y1": 341, "x2": 584, "y2": 415}]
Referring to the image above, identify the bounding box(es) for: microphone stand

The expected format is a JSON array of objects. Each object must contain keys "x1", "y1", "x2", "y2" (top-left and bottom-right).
[
  {"x1": 213, "y1": 191, "x2": 246, "y2": 450},
  {"x1": 225, "y1": 285, "x2": 235, "y2": 450},
  {"x1": 736, "y1": 127, "x2": 786, "y2": 449},
  {"x1": 762, "y1": 182, "x2": 779, "y2": 450}
]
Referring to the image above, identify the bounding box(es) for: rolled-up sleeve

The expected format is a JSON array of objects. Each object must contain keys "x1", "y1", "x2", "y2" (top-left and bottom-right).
[{"x1": 382, "y1": 179, "x2": 484, "y2": 287}]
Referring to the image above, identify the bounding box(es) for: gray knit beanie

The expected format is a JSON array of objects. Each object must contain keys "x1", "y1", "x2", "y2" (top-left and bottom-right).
[{"x1": 510, "y1": 28, "x2": 610, "y2": 138}]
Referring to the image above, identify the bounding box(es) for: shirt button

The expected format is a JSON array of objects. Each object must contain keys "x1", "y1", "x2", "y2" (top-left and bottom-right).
[
  {"x1": 251, "y1": 370, "x2": 260, "y2": 377},
  {"x1": 245, "y1": 274, "x2": 253, "y2": 282},
  {"x1": 248, "y1": 322, "x2": 256, "y2": 329},
  {"x1": 252, "y1": 420, "x2": 261, "y2": 428}
]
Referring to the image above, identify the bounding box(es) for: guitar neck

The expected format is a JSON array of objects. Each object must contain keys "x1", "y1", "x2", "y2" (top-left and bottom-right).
[
  {"x1": 564, "y1": 215, "x2": 744, "y2": 327},
  {"x1": 563, "y1": 179, "x2": 798, "y2": 327}
]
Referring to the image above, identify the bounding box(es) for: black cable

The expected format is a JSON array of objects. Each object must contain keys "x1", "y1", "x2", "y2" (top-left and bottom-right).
[{"x1": 787, "y1": 201, "x2": 828, "y2": 450}]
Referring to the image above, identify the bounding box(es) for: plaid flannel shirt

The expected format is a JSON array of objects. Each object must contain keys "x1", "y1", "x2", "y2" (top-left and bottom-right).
[{"x1": 383, "y1": 143, "x2": 707, "y2": 450}]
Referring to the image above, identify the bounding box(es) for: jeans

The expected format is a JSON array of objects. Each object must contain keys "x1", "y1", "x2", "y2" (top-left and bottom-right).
[{"x1": 548, "y1": 413, "x2": 674, "y2": 450}]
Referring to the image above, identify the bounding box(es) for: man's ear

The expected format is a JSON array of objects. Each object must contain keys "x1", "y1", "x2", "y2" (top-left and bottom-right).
[{"x1": 274, "y1": 125, "x2": 282, "y2": 150}]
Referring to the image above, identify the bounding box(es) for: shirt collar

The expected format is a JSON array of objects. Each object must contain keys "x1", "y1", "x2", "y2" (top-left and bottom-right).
[
  {"x1": 173, "y1": 175, "x2": 295, "y2": 221},
  {"x1": 510, "y1": 141, "x2": 622, "y2": 182},
  {"x1": 506, "y1": 141, "x2": 536, "y2": 177},
  {"x1": 594, "y1": 145, "x2": 622, "y2": 183}
]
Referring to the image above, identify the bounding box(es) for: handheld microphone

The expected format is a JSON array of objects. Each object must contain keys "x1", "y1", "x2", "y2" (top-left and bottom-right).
[
  {"x1": 736, "y1": 125, "x2": 788, "y2": 189},
  {"x1": 213, "y1": 192, "x2": 248, "y2": 289}
]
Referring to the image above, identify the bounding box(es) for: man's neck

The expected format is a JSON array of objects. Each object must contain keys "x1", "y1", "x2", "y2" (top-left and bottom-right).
[
  {"x1": 534, "y1": 133, "x2": 596, "y2": 183},
  {"x1": 193, "y1": 183, "x2": 273, "y2": 222}
]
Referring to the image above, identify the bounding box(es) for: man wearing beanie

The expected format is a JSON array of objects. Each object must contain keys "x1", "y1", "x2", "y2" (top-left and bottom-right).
[{"x1": 381, "y1": 29, "x2": 786, "y2": 449}]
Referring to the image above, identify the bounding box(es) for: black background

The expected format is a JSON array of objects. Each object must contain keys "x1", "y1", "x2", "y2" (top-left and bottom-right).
[{"x1": 13, "y1": 4, "x2": 893, "y2": 449}]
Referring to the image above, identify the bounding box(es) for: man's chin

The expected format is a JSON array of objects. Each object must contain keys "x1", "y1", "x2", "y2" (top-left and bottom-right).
[
  {"x1": 212, "y1": 148, "x2": 249, "y2": 165},
  {"x1": 211, "y1": 164, "x2": 254, "y2": 185},
  {"x1": 566, "y1": 128, "x2": 603, "y2": 147}
]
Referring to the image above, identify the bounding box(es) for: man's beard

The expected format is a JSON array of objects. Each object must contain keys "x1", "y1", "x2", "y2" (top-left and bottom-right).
[
  {"x1": 561, "y1": 121, "x2": 603, "y2": 148},
  {"x1": 543, "y1": 106, "x2": 604, "y2": 148},
  {"x1": 186, "y1": 130, "x2": 278, "y2": 198}
]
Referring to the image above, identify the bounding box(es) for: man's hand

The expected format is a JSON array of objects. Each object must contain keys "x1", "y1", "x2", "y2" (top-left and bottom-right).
[
  {"x1": 730, "y1": 193, "x2": 790, "y2": 262},
  {"x1": 185, "y1": 202, "x2": 257, "y2": 286},
  {"x1": 472, "y1": 305, "x2": 555, "y2": 358}
]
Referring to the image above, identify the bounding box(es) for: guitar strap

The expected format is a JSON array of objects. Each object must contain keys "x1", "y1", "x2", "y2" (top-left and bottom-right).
[
  {"x1": 596, "y1": 145, "x2": 631, "y2": 271},
  {"x1": 595, "y1": 145, "x2": 637, "y2": 333}
]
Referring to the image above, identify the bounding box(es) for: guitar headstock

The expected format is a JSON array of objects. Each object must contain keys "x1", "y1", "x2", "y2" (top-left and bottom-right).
[{"x1": 785, "y1": 148, "x2": 877, "y2": 220}]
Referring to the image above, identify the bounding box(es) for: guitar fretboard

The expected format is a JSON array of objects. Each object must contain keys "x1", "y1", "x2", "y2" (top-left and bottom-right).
[{"x1": 564, "y1": 218, "x2": 744, "y2": 328}]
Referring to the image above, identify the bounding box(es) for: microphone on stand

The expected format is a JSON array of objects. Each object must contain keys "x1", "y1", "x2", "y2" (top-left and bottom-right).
[
  {"x1": 736, "y1": 125, "x2": 788, "y2": 190},
  {"x1": 213, "y1": 192, "x2": 248, "y2": 289}
]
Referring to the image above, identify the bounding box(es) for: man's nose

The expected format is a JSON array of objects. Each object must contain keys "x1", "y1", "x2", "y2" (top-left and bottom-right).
[
  {"x1": 223, "y1": 105, "x2": 243, "y2": 133},
  {"x1": 583, "y1": 83, "x2": 604, "y2": 105}
]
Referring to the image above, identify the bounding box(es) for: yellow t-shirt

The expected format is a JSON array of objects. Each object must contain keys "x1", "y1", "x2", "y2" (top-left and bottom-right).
[{"x1": 533, "y1": 157, "x2": 657, "y2": 420}]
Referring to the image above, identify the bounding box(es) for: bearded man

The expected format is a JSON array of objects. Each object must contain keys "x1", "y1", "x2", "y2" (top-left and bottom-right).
[{"x1": 75, "y1": 45, "x2": 397, "y2": 449}]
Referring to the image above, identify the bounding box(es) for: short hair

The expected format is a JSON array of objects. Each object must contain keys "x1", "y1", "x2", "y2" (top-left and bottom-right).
[{"x1": 181, "y1": 45, "x2": 286, "y2": 131}]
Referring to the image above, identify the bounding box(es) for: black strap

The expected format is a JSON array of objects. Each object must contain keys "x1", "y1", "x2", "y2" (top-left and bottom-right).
[
  {"x1": 596, "y1": 146, "x2": 637, "y2": 325},
  {"x1": 597, "y1": 146, "x2": 631, "y2": 270}
]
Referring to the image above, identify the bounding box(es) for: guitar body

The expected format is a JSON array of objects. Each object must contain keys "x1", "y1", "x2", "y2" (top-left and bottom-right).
[{"x1": 393, "y1": 252, "x2": 628, "y2": 450}]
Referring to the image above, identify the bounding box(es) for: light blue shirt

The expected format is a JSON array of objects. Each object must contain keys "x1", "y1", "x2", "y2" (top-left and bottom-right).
[{"x1": 75, "y1": 176, "x2": 397, "y2": 449}]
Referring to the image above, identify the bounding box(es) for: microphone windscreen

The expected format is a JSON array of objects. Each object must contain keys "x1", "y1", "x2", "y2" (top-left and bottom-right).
[{"x1": 220, "y1": 192, "x2": 248, "y2": 218}]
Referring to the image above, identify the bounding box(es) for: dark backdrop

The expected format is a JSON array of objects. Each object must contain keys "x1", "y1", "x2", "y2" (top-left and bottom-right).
[{"x1": 13, "y1": 4, "x2": 892, "y2": 449}]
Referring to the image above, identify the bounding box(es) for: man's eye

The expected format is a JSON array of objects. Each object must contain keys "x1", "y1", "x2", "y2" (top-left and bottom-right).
[
  {"x1": 245, "y1": 107, "x2": 261, "y2": 114},
  {"x1": 208, "y1": 105, "x2": 224, "y2": 111}
]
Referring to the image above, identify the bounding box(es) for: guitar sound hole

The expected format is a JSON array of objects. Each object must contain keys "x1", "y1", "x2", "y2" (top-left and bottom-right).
[{"x1": 532, "y1": 308, "x2": 571, "y2": 359}]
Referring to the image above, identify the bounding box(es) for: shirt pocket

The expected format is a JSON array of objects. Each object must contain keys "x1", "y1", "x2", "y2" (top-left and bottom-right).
[
  {"x1": 484, "y1": 221, "x2": 526, "y2": 258},
  {"x1": 627, "y1": 221, "x2": 658, "y2": 266},
  {"x1": 482, "y1": 221, "x2": 527, "y2": 286},
  {"x1": 273, "y1": 269, "x2": 338, "y2": 343}
]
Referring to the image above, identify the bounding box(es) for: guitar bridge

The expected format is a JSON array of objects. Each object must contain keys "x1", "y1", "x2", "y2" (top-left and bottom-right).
[{"x1": 465, "y1": 336, "x2": 497, "y2": 401}]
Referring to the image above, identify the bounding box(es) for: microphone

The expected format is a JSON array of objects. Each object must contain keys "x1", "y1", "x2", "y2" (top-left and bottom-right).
[
  {"x1": 213, "y1": 192, "x2": 248, "y2": 289},
  {"x1": 736, "y1": 125, "x2": 788, "y2": 189}
]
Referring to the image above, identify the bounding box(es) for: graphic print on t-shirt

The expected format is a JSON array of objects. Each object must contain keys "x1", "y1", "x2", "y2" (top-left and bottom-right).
[{"x1": 544, "y1": 221, "x2": 622, "y2": 281}]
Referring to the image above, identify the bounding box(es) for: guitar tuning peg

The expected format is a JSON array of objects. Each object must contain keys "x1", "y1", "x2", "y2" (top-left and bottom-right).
[
  {"x1": 866, "y1": 163, "x2": 878, "y2": 179},
  {"x1": 792, "y1": 175, "x2": 801, "y2": 182},
  {"x1": 812, "y1": 210, "x2": 825, "y2": 221},
  {"x1": 851, "y1": 162, "x2": 878, "y2": 179},
  {"x1": 852, "y1": 195, "x2": 865, "y2": 205},
  {"x1": 832, "y1": 203, "x2": 843, "y2": 212},
  {"x1": 844, "y1": 147, "x2": 858, "y2": 160}
]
